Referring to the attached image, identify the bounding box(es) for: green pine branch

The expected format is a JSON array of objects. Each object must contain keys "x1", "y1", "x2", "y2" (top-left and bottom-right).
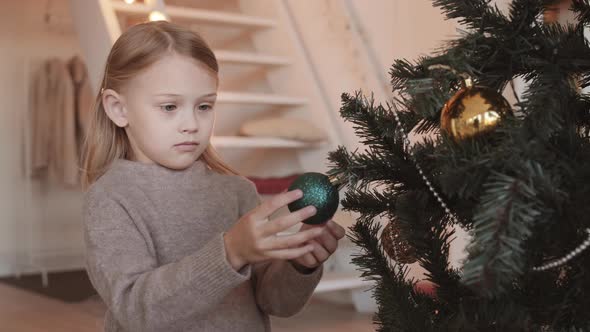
[
  {"x1": 339, "y1": 92, "x2": 417, "y2": 149},
  {"x1": 327, "y1": 145, "x2": 421, "y2": 194},
  {"x1": 340, "y1": 187, "x2": 391, "y2": 221},
  {"x1": 507, "y1": 0, "x2": 544, "y2": 28},
  {"x1": 347, "y1": 211, "x2": 438, "y2": 331},
  {"x1": 432, "y1": 0, "x2": 509, "y2": 32},
  {"x1": 521, "y1": 71, "x2": 571, "y2": 140},
  {"x1": 462, "y1": 162, "x2": 554, "y2": 297},
  {"x1": 571, "y1": 0, "x2": 590, "y2": 25},
  {"x1": 393, "y1": 191, "x2": 467, "y2": 314}
]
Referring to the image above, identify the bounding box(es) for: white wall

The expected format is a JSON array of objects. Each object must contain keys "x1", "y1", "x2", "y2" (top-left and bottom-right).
[
  {"x1": 0, "y1": 0, "x2": 85, "y2": 276},
  {"x1": 286, "y1": 0, "x2": 458, "y2": 149}
]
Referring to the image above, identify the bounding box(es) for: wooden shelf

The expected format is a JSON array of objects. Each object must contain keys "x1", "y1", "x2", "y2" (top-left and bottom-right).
[
  {"x1": 216, "y1": 92, "x2": 308, "y2": 106},
  {"x1": 211, "y1": 136, "x2": 324, "y2": 149},
  {"x1": 111, "y1": 2, "x2": 276, "y2": 29},
  {"x1": 215, "y1": 50, "x2": 291, "y2": 66}
]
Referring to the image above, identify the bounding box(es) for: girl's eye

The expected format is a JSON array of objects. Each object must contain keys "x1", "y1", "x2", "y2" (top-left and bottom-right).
[
  {"x1": 160, "y1": 104, "x2": 177, "y2": 112},
  {"x1": 198, "y1": 104, "x2": 213, "y2": 111}
]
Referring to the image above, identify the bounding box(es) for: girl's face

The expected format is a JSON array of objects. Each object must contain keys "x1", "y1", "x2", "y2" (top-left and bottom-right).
[{"x1": 103, "y1": 53, "x2": 218, "y2": 170}]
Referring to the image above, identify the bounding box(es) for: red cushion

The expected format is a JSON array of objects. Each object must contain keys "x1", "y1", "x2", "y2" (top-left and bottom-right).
[{"x1": 246, "y1": 174, "x2": 301, "y2": 195}]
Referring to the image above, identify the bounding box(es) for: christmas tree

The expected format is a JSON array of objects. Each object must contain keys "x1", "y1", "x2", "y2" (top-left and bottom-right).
[{"x1": 326, "y1": 1, "x2": 590, "y2": 330}]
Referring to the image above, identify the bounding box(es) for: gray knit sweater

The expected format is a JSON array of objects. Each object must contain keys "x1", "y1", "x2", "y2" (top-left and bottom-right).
[{"x1": 83, "y1": 158, "x2": 323, "y2": 332}]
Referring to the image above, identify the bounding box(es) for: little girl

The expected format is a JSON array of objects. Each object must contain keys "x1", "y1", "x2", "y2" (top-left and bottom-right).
[{"x1": 81, "y1": 21, "x2": 345, "y2": 332}]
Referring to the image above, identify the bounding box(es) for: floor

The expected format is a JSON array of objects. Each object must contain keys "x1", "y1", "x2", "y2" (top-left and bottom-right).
[{"x1": 0, "y1": 282, "x2": 375, "y2": 332}]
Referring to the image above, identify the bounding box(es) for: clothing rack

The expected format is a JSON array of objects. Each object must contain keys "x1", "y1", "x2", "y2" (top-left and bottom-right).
[{"x1": 43, "y1": 0, "x2": 74, "y2": 35}]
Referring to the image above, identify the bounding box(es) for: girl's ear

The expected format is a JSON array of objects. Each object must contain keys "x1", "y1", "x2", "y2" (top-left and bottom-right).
[{"x1": 102, "y1": 89, "x2": 128, "y2": 128}]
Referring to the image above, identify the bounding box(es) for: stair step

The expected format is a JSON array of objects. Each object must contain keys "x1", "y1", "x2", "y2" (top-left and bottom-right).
[
  {"x1": 111, "y1": 2, "x2": 276, "y2": 29},
  {"x1": 217, "y1": 92, "x2": 307, "y2": 106},
  {"x1": 215, "y1": 50, "x2": 290, "y2": 66},
  {"x1": 211, "y1": 136, "x2": 324, "y2": 149},
  {"x1": 315, "y1": 271, "x2": 374, "y2": 293}
]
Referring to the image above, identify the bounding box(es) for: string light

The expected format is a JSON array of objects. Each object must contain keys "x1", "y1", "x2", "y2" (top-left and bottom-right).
[
  {"x1": 532, "y1": 229, "x2": 590, "y2": 271},
  {"x1": 124, "y1": 0, "x2": 135, "y2": 4}
]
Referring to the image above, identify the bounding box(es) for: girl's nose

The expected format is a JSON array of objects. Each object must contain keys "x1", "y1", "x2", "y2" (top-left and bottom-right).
[
  {"x1": 181, "y1": 112, "x2": 199, "y2": 133},
  {"x1": 182, "y1": 127, "x2": 197, "y2": 133}
]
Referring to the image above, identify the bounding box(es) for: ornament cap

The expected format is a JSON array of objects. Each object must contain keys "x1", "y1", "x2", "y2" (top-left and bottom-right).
[
  {"x1": 327, "y1": 172, "x2": 347, "y2": 190},
  {"x1": 462, "y1": 76, "x2": 473, "y2": 88}
]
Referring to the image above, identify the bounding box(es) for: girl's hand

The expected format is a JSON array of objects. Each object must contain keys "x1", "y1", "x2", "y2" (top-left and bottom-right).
[
  {"x1": 290, "y1": 220, "x2": 346, "y2": 271},
  {"x1": 223, "y1": 189, "x2": 324, "y2": 271}
]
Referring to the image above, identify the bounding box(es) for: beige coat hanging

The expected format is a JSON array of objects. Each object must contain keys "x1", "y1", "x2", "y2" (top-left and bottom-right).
[{"x1": 29, "y1": 58, "x2": 78, "y2": 187}]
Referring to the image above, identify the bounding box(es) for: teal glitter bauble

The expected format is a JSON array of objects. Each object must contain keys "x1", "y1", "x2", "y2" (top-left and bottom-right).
[{"x1": 288, "y1": 172, "x2": 339, "y2": 225}]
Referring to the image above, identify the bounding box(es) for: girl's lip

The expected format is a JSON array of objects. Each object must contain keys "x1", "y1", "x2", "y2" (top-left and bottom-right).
[
  {"x1": 175, "y1": 141, "x2": 199, "y2": 146},
  {"x1": 174, "y1": 142, "x2": 199, "y2": 152}
]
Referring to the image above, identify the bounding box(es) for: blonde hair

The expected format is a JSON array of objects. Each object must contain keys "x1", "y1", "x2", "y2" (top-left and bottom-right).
[{"x1": 81, "y1": 21, "x2": 239, "y2": 189}]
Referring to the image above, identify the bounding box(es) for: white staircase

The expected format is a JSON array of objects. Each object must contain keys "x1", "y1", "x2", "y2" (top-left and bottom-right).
[{"x1": 69, "y1": 0, "x2": 370, "y2": 297}]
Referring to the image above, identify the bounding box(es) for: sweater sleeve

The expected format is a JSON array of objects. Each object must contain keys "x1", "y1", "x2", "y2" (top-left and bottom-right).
[
  {"x1": 83, "y1": 189, "x2": 251, "y2": 332},
  {"x1": 237, "y1": 178, "x2": 323, "y2": 317}
]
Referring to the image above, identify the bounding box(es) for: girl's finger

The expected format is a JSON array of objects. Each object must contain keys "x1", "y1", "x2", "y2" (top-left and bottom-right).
[
  {"x1": 249, "y1": 190, "x2": 304, "y2": 221},
  {"x1": 259, "y1": 205, "x2": 317, "y2": 237},
  {"x1": 298, "y1": 251, "x2": 318, "y2": 267},
  {"x1": 318, "y1": 229, "x2": 339, "y2": 253},
  {"x1": 326, "y1": 220, "x2": 346, "y2": 239},
  {"x1": 262, "y1": 227, "x2": 323, "y2": 250},
  {"x1": 309, "y1": 240, "x2": 331, "y2": 263},
  {"x1": 267, "y1": 245, "x2": 314, "y2": 260}
]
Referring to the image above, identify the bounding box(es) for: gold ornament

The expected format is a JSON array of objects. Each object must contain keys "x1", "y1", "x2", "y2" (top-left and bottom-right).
[
  {"x1": 381, "y1": 218, "x2": 417, "y2": 264},
  {"x1": 440, "y1": 78, "x2": 513, "y2": 142}
]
